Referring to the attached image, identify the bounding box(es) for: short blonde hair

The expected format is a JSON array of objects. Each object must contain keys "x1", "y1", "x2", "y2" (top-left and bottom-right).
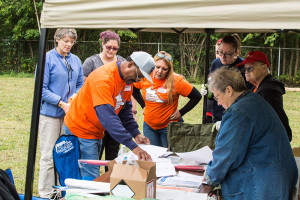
[{"x1": 54, "y1": 28, "x2": 77, "y2": 46}]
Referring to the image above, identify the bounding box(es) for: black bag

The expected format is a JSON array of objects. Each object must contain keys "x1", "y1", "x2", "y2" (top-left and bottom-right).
[{"x1": 0, "y1": 169, "x2": 20, "y2": 200}]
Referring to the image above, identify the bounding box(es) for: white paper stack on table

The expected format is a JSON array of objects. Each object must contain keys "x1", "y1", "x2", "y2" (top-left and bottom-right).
[
  {"x1": 157, "y1": 171, "x2": 206, "y2": 188},
  {"x1": 175, "y1": 146, "x2": 213, "y2": 164},
  {"x1": 64, "y1": 178, "x2": 110, "y2": 195}
]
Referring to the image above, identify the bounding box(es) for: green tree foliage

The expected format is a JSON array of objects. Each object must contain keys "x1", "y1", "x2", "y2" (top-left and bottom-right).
[
  {"x1": 0, "y1": 0, "x2": 42, "y2": 40},
  {"x1": 0, "y1": 1, "x2": 298, "y2": 85}
]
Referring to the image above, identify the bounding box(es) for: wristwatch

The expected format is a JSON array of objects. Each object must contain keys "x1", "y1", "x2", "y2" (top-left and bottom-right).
[{"x1": 58, "y1": 101, "x2": 64, "y2": 108}]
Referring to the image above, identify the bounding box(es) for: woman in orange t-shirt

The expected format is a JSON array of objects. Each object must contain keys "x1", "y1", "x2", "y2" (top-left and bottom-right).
[{"x1": 133, "y1": 51, "x2": 201, "y2": 147}]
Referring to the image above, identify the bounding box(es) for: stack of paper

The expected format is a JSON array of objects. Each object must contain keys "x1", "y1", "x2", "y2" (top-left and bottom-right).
[
  {"x1": 154, "y1": 158, "x2": 177, "y2": 177},
  {"x1": 156, "y1": 189, "x2": 208, "y2": 200},
  {"x1": 157, "y1": 171, "x2": 205, "y2": 188},
  {"x1": 175, "y1": 146, "x2": 213, "y2": 164},
  {"x1": 64, "y1": 178, "x2": 110, "y2": 195}
]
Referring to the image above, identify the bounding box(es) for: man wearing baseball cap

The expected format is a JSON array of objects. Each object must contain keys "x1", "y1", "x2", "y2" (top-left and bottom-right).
[
  {"x1": 64, "y1": 51, "x2": 155, "y2": 180},
  {"x1": 237, "y1": 51, "x2": 292, "y2": 141}
]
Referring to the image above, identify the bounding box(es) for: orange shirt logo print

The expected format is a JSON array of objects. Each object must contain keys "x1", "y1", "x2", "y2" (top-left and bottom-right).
[
  {"x1": 115, "y1": 90, "x2": 125, "y2": 110},
  {"x1": 145, "y1": 87, "x2": 166, "y2": 103}
]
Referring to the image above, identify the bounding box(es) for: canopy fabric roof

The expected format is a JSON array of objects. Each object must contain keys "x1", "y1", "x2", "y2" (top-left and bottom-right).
[{"x1": 40, "y1": 0, "x2": 300, "y2": 32}]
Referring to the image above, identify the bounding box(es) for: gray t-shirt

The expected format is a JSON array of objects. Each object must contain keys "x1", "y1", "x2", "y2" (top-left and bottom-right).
[{"x1": 82, "y1": 54, "x2": 125, "y2": 77}]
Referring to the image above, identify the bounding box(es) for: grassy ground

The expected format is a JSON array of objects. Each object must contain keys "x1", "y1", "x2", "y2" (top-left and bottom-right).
[{"x1": 0, "y1": 76, "x2": 299, "y2": 196}]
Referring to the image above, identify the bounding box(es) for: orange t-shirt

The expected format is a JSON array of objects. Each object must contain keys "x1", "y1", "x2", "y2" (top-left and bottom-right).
[
  {"x1": 64, "y1": 61, "x2": 132, "y2": 139},
  {"x1": 134, "y1": 73, "x2": 193, "y2": 129}
]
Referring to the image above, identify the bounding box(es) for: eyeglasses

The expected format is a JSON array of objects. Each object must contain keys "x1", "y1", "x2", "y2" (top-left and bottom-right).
[
  {"x1": 135, "y1": 67, "x2": 141, "y2": 82},
  {"x1": 216, "y1": 50, "x2": 236, "y2": 58},
  {"x1": 243, "y1": 67, "x2": 254, "y2": 73},
  {"x1": 105, "y1": 45, "x2": 119, "y2": 51},
  {"x1": 213, "y1": 92, "x2": 222, "y2": 101},
  {"x1": 242, "y1": 63, "x2": 265, "y2": 73},
  {"x1": 156, "y1": 52, "x2": 173, "y2": 61}
]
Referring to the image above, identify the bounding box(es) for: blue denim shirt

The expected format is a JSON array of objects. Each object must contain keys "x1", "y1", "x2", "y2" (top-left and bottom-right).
[
  {"x1": 206, "y1": 92, "x2": 297, "y2": 200},
  {"x1": 40, "y1": 48, "x2": 84, "y2": 118}
]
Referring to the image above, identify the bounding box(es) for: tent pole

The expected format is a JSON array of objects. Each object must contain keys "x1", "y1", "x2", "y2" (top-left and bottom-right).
[
  {"x1": 24, "y1": 28, "x2": 48, "y2": 200},
  {"x1": 202, "y1": 29, "x2": 214, "y2": 124}
]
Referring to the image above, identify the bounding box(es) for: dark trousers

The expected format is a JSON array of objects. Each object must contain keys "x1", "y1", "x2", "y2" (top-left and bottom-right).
[{"x1": 99, "y1": 131, "x2": 120, "y2": 172}]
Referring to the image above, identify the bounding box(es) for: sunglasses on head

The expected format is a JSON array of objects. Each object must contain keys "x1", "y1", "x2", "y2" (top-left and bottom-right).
[
  {"x1": 105, "y1": 45, "x2": 119, "y2": 51},
  {"x1": 156, "y1": 52, "x2": 172, "y2": 61}
]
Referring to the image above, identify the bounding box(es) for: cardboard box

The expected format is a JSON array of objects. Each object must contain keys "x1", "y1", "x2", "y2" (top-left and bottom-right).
[{"x1": 108, "y1": 160, "x2": 156, "y2": 200}]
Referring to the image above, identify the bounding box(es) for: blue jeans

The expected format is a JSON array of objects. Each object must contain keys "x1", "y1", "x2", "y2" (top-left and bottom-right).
[
  {"x1": 64, "y1": 126, "x2": 102, "y2": 180},
  {"x1": 143, "y1": 118, "x2": 183, "y2": 148}
]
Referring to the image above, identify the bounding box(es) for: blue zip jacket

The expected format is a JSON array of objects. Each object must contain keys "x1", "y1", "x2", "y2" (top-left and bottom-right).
[
  {"x1": 40, "y1": 47, "x2": 84, "y2": 118},
  {"x1": 206, "y1": 92, "x2": 297, "y2": 200}
]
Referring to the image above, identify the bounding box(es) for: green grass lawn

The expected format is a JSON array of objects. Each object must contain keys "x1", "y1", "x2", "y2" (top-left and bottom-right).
[{"x1": 0, "y1": 76, "x2": 299, "y2": 196}]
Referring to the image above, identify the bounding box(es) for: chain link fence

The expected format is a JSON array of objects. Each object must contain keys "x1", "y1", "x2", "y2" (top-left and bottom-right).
[{"x1": 1, "y1": 40, "x2": 299, "y2": 85}]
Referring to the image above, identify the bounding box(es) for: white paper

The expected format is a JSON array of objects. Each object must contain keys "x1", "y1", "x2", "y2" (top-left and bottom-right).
[
  {"x1": 64, "y1": 178, "x2": 110, "y2": 193},
  {"x1": 176, "y1": 146, "x2": 213, "y2": 164},
  {"x1": 66, "y1": 191, "x2": 106, "y2": 199},
  {"x1": 138, "y1": 144, "x2": 168, "y2": 159},
  {"x1": 156, "y1": 189, "x2": 208, "y2": 200},
  {"x1": 157, "y1": 175, "x2": 202, "y2": 188},
  {"x1": 154, "y1": 158, "x2": 177, "y2": 177},
  {"x1": 177, "y1": 171, "x2": 207, "y2": 184}
]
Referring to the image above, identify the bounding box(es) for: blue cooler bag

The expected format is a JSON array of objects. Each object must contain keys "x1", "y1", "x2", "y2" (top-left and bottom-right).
[{"x1": 53, "y1": 135, "x2": 81, "y2": 187}]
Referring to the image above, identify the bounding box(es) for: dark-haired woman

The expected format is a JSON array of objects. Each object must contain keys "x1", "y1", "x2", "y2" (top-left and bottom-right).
[{"x1": 210, "y1": 34, "x2": 252, "y2": 122}]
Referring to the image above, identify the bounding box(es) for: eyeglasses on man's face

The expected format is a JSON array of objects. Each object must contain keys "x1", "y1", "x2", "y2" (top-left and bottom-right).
[
  {"x1": 216, "y1": 50, "x2": 236, "y2": 58},
  {"x1": 105, "y1": 45, "x2": 119, "y2": 51},
  {"x1": 243, "y1": 63, "x2": 266, "y2": 73},
  {"x1": 156, "y1": 52, "x2": 173, "y2": 61},
  {"x1": 243, "y1": 67, "x2": 254, "y2": 73}
]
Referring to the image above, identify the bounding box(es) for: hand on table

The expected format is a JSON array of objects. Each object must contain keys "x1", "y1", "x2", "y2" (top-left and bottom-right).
[{"x1": 132, "y1": 146, "x2": 152, "y2": 161}]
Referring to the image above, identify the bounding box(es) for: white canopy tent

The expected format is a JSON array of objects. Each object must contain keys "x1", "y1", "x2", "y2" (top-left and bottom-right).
[
  {"x1": 40, "y1": 0, "x2": 300, "y2": 32},
  {"x1": 25, "y1": 0, "x2": 300, "y2": 199}
]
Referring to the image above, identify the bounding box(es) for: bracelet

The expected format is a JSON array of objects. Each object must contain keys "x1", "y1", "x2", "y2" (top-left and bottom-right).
[{"x1": 132, "y1": 110, "x2": 137, "y2": 114}]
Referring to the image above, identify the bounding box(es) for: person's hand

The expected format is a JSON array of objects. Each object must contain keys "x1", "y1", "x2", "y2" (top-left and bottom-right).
[
  {"x1": 169, "y1": 109, "x2": 181, "y2": 120},
  {"x1": 132, "y1": 110, "x2": 137, "y2": 121},
  {"x1": 58, "y1": 101, "x2": 70, "y2": 113},
  {"x1": 201, "y1": 84, "x2": 214, "y2": 99},
  {"x1": 132, "y1": 146, "x2": 152, "y2": 161},
  {"x1": 142, "y1": 107, "x2": 145, "y2": 115},
  {"x1": 202, "y1": 170, "x2": 207, "y2": 181},
  {"x1": 135, "y1": 134, "x2": 150, "y2": 145},
  {"x1": 200, "y1": 84, "x2": 208, "y2": 96},
  {"x1": 62, "y1": 102, "x2": 71, "y2": 113},
  {"x1": 211, "y1": 121, "x2": 221, "y2": 132},
  {"x1": 67, "y1": 93, "x2": 77, "y2": 103}
]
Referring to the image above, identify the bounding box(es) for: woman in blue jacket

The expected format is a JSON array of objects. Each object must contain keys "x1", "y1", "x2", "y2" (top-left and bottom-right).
[
  {"x1": 204, "y1": 67, "x2": 297, "y2": 200},
  {"x1": 38, "y1": 28, "x2": 84, "y2": 198}
]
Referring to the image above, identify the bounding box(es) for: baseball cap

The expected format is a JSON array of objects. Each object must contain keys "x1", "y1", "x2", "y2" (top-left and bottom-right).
[
  {"x1": 130, "y1": 51, "x2": 155, "y2": 83},
  {"x1": 237, "y1": 51, "x2": 270, "y2": 67}
]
